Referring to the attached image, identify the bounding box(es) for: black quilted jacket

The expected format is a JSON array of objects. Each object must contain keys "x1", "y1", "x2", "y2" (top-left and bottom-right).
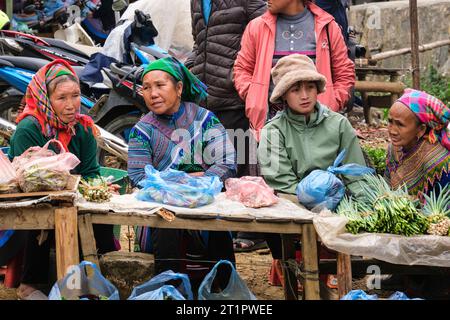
[{"x1": 186, "y1": 0, "x2": 266, "y2": 112}]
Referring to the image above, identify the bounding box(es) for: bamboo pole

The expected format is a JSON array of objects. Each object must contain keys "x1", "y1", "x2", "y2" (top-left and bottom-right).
[
  {"x1": 5, "y1": 0, "x2": 12, "y2": 21},
  {"x1": 371, "y1": 39, "x2": 450, "y2": 62},
  {"x1": 410, "y1": 0, "x2": 420, "y2": 89}
]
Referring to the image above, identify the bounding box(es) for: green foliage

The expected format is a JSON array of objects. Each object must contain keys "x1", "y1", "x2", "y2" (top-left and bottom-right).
[
  {"x1": 404, "y1": 65, "x2": 450, "y2": 105},
  {"x1": 362, "y1": 146, "x2": 387, "y2": 175}
]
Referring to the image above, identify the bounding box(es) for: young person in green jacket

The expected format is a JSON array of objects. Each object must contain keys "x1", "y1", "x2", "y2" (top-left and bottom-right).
[
  {"x1": 4, "y1": 59, "x2": 116, "y2": 299},
  {"x1": 257, "y1": 54, "x2": 366, "y2": 298}
]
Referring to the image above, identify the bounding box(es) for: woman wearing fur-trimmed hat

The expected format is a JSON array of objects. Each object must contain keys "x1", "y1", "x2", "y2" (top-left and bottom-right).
[
  {"x1": 257, "y1": 54, "x2": 366, "y2": 298},
  {"x1": 258, "y1": 54, "x2": 366, "y2": 195}
]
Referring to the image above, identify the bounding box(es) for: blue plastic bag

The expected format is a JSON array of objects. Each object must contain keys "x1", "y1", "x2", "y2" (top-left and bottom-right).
[
  {"x1": 198, "y1": 260, "x2": 257, "y2": 300},
  {"x1": 388, "y1": 291, "x2": 423, "y2": 300},
  {"x1": 296, "y1": 149, "x2": 374, "y2": 211},
  {"x1": 341, "y1": 290, "x2": 378, "y2": 300},
  {"x1": 129, "y1": 284, "x2": 186, "y2": 300},
  {"x1": 342, "y1": 290, "x2": 423, "y2": 300},
  {"x1": 48, "y1": 261, "x2": 120, "y2": 300},
  {"x1": 136, "y1": 165, "x2": 223, "y2": 208},
  {"x1": 128, "y1": 270, "x2": 193, "y2": 300}
]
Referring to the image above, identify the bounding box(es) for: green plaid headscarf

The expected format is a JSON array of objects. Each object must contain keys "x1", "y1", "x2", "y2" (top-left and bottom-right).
[{"x1": 142, "y1": 57, "x2": 207, "y2": 104}]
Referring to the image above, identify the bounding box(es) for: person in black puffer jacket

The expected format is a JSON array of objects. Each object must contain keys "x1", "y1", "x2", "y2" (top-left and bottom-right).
[{"x1": 186, "y1": 0, "x2": 266, "y2": 178}]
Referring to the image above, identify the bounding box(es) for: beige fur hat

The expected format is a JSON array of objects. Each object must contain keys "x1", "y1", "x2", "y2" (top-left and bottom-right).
[{"x1": 270, "y1": 54, "x2": 327, "y2": 104}]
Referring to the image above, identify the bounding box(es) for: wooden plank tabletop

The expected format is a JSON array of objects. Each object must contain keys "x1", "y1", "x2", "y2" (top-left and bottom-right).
[{"x1": 76, "y1": 193, "x2": 316, "y2": 224}]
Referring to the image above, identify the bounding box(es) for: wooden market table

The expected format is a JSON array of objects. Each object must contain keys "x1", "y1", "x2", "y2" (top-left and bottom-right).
[
  {"x1": 76, "y1": 193, "x2": 321, "y2": 300},
  {"x1": 0, "y1": 198, "x2": 79, "y2": 281}
]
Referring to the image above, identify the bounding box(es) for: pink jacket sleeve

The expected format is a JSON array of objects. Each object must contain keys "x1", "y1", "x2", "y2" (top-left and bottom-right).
[
  {"x1": 233, "y1": 22, "x2": 257, "y2": 101},
  {"x1": 328, "y1": 21, "x2": 355, "y2": 109}
]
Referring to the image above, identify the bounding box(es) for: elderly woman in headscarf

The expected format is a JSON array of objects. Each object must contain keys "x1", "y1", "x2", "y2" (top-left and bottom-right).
[
  {"x1": 0, "y1": 59, "x2": 116, "y2": 299},
  {"x1": 384, "y1": 89, "x2": 450, "y2": 298},
  {"x1": 386, "y1": 89, "x2": 450, "y2": 198},
  {"x1": 127, "y1": 57, "x2": 237, "y2": 289}
]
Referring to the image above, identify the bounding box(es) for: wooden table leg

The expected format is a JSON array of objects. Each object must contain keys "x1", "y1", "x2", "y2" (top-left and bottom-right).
[
  {"x1": 301, "y1": 224, "x2": 320, "y2": 300},
  {"x1": 55, "y1": 207, "x2": 79, "y2": 280},
  {"x1": 362, "y1": 92, "x2": 371, "y2": 124},
  {"x1": 337, "y1": 253, "x2": 352, "y2": 298},
  {"x1": 281, "y1": 234, "x2": 298, "y2": 300},
  {"x1": 78, "y1": 214, "x2": 100, "y2": 269}
]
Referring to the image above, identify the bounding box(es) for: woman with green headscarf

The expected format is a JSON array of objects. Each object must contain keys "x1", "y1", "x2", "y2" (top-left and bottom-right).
[{"x1": 127, "y1": 57, "x2": 237, "y2": 290}]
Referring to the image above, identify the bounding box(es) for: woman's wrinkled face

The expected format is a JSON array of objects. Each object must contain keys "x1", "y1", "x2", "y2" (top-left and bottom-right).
[
  {"x1": 268, "y1": 0, "x2": 303, "y2": 14},
  {"x1": 49, "y1": 80, "x2": 81, "y2": 124},
  {"x1": 388, "y1": 102, "x2": 426, "y2": 150},
  {"x1": 283, "y1": 81, "x2": 318, "y2": 116},
  {"x1": 142, "y1": 70, "x2": 182, "y2": 115}
]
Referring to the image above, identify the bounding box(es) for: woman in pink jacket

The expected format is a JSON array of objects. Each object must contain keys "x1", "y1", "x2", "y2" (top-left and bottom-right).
[{"x1": 234, "y1": 0, "x2": 355, "y2": 141}]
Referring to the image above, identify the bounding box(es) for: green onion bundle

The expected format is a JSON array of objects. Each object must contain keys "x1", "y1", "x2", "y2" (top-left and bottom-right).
[{"x1": 336, "y1": 175, "x2": 430, "y2": 236}]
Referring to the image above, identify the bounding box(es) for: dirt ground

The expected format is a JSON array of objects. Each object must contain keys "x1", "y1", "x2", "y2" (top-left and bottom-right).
[
  {"x1": 117, "y1": 226, "x2": 285, "y2": 300},
  {"x1": 0, "y1": 225, "x2": 380, "y2": 301}
]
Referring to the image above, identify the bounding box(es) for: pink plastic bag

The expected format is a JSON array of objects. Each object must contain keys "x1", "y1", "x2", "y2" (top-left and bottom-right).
[
  {"x1": 12, "y1": 139, "x2": 81, "y2": 192},
  {"x1": 0, "y1": 151, "x2": 19, "y2": 193},
  {"x1": 225, "y1": 176, "x2": 279, "y2": 208}
]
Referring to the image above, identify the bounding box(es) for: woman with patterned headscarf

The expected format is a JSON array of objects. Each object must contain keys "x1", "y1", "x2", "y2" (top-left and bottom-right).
[
  {"x1": 384, "y1": 88, "x2": 450, "y2": 298},
  {"x1": 127, "y1": 57, "x2": 237, "y2": 291},
  {"x1": 1, "y1": 59, "x2": 116, "y2": 299},
  {"x1": 386, "y1": 88, "x2": 450, "y2": 199}
]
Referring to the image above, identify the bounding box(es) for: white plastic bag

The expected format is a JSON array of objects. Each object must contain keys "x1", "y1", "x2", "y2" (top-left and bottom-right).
[{"x1": 0, "y1": 151, "x2": 19, "y2": 193}]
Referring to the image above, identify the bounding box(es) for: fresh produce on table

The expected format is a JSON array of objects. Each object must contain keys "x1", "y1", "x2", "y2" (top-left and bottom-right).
[
  {"x1": 336, "y1": 175, "x2": 430, "y2": 236},
  {"x1": 20, "y1": 165, "x2": 69, "y2": 192},
  {"x1": 422, "y1": 184, "x2": 450, "y2": 236},
  {"x1": 79, "y1": 177, "x2": 112, "y2": 203}
]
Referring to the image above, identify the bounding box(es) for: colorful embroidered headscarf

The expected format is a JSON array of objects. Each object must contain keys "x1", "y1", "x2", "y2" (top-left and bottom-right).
[
  {"x1": 141, "y1": 57, "x2": 208, "y2": 104},
  {"x1": 397, "y1": 88, "x2": 450, "y2": 150},
  {"x1": 16, "y1": 59, "x2": 98, "y2": 151}
]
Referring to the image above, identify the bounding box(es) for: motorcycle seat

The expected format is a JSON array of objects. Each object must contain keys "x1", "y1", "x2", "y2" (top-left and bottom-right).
[
  {"x1": 0, "y1": 55, "x2": 85, "y2": 79},
  {"x1": 41, "y1": 37, "x2": 91, "y2": 59},
  {"x1": 0, "y1": 56, "x2": 48, "y2": 71}
]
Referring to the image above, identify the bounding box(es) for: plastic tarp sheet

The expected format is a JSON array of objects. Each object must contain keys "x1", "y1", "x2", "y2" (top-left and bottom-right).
[
  {"x1": 120, "y1": 0, "x2": 193, "y2": 60},
  {"x1": 313, "y1": 212, "x2": 450, "y2": 267},
  {"x1": 76, "y1": 192, "x2": 315, "y2": 222}
]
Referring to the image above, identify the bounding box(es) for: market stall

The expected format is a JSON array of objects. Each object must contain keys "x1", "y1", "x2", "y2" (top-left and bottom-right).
[{"x1": 76, "y1": 192, "x2": 321, "y2": 300}]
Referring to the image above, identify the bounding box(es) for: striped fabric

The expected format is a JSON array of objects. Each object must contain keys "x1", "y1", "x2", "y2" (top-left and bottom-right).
[
  {"x1": 386, "y1": 139, "x2": 450, "y2": 198},
  {"x1": 127, "y1": 102, "x2": 237, "y2": 187}
]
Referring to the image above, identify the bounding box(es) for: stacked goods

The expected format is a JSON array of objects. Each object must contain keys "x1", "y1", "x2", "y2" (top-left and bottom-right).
[
  {"x1": 336, "y1": 175, "x2": 430, "y2": 236},
  {"x1": 79, "y1": 177, "x2": 112, "y2": 203}
]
